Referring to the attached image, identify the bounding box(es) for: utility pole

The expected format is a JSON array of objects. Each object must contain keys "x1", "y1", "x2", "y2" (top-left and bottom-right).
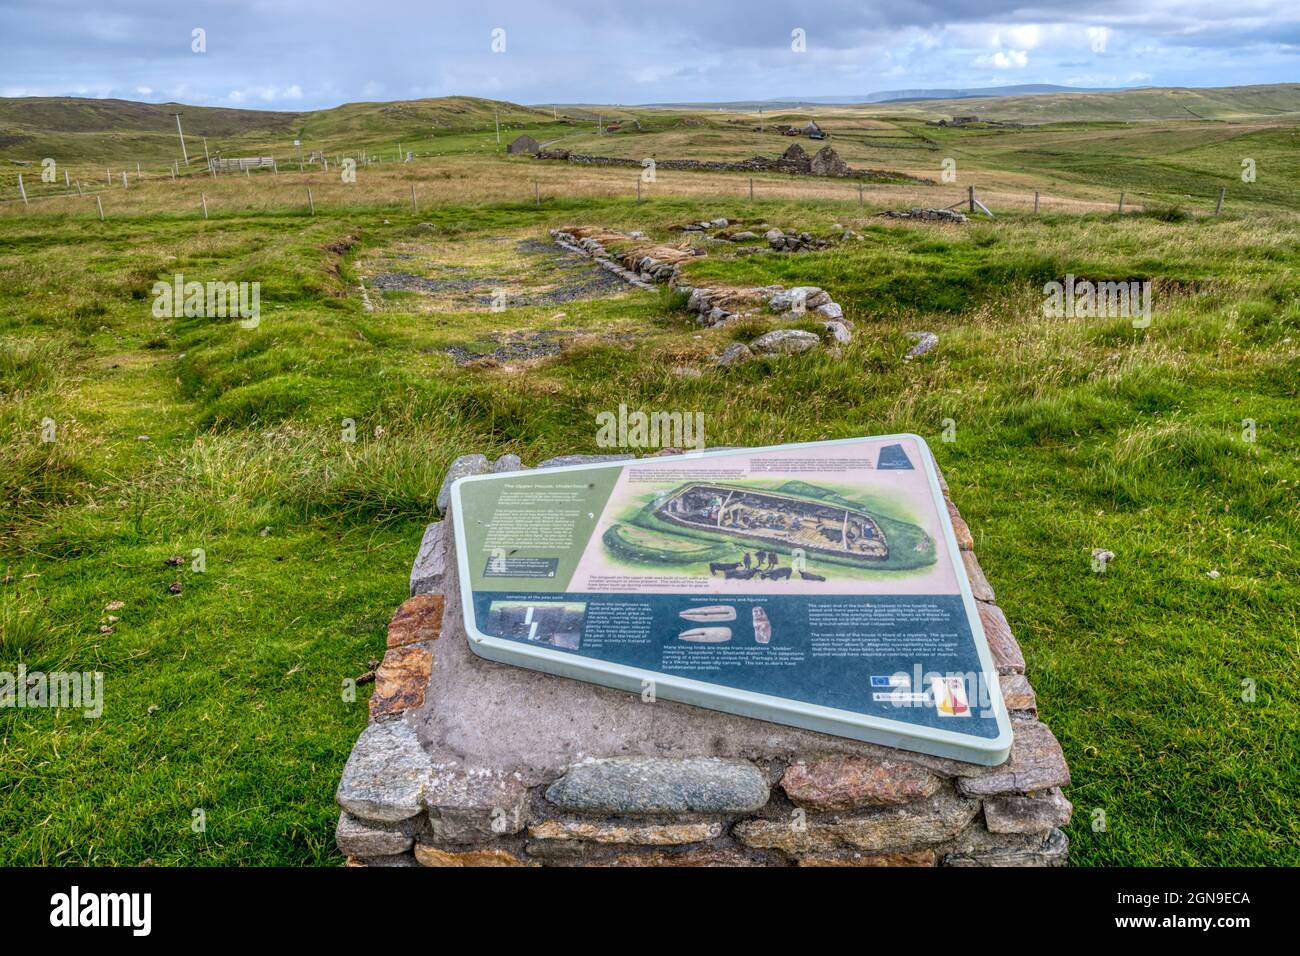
[{"x1": 172, "y1": 113, "x2": 189, "y2": 165}]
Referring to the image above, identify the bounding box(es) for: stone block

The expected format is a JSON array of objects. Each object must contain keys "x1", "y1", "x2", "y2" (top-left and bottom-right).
[
  {"x1": 983, "y1": 788, "x2": 1072, "y2": 834},
  {"x1": 999, "y1": 673, "x2": 1037, "y2": 714},
  {"x1": 979, "y1": 603, "x2": 1025, "y2": 674},
  {"x1": 436, "y1": 453, "x2": 490, "y2": 513},
  {"x1": 528, "y1": 820, "x2": 721, "y2": 846},
  {"x1": 346, "y1": 853, "x2": 420, "y2": 867},
  {"x1": 545, "y1": 757, "x2": 769, "y2": 815},
  {"x1": 415, "y1": 845, "x2": 526, "y2": 867},
  {"x1": 425, "y1": 767, "x2": 530, "y2": 842},
  {"x1": 335, "y1": 812, "x2": 416, "y2": 857},
  {"x1": 946, "y1": 499, "x2": 974, "y2": 551},
  {"x1": 388, "y1": 593, "x2": 444, "y2": 648},
  {"x1": 734, "y1": 789, "x2": 979, "y2": 855},
  {"x1": 409, "y1": 521, "x2": 448, "y2": 597},
  {"x1": 943, "y1": 828, "x2": 1069, "y2": 866},
  {"x1": 780, "y1": 754, "x2": 942, "y2": 811},
  {"x1": 369, "y1": 642, "x2": 433, "y2": 719},
  {"x1": 961, "y1": 549, "x2": 996, "y2": 603},
  {"x1": 957, "y1": 721, "x2": 1070, "y2": 797},
  {"x1": 336, "y1": 719, "x2": 432, "y2": 823},
  {"x1": 796, "y1": 848, "x2": 936, "y2": 867}
]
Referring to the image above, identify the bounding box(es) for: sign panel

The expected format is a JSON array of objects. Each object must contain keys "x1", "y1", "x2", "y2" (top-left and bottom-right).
[{"x1": 451, "y1": 435, "x2": 1012, "y2": 764}]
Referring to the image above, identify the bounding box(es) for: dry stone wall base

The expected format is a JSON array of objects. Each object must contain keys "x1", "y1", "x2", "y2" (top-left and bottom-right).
[
  {"x1": 548, "y1": 226, "x2": 855, "y2": 364},
  {"x1": 334, "y1": 451, "x2": 1072, "y2": 867},
  {"x1": 534, "y1": 147, "x2": 925, "y2": 184}
]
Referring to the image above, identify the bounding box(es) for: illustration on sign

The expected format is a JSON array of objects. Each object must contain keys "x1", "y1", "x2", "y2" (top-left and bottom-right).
[{"x1": 450, "y1": 435, "x2": 1012, "y2": 764}]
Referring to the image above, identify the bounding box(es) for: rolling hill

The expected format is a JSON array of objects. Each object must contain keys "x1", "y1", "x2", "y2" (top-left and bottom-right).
[{"x1": 0, "y1": 95, "x2": 555, "y2": 164}]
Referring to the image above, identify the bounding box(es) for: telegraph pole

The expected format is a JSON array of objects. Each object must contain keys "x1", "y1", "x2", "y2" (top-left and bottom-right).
[{"x1": 172, "y1": 112, "x2": 189, "y2": 165}]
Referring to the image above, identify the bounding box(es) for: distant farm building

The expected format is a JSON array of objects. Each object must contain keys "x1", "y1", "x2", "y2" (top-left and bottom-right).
[{"x1": 506, "y1": 134, "x2": 540, "y2": 155}]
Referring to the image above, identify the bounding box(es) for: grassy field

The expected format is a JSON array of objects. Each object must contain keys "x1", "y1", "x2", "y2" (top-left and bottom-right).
[{"x1": 1, "y1": 91, "x2": 1298, "y2": 866}]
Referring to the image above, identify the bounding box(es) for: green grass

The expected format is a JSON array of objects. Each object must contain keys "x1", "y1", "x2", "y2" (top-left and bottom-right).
[{"x1": 0, "y1": 174, "x2": 1297, "y2": 865}]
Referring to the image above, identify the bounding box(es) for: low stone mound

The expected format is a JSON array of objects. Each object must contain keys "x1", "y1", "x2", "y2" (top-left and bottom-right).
[{"x1": 882, "y1": 208, "x2": 969, "y2": 223}]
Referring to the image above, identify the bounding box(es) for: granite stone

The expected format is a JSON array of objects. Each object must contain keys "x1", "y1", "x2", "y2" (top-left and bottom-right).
[
  {"x1": 335, "y1": 720, "x2": 432, "y2": 822},
  {"x1": 545, "y1": 757, "x2": 769, "y2": 815},
  {"x1": 409, "y1": 521, "x2": 449, "y2": 597},
  {"x1": 780, "y1": 755, "x2": 942, "y2": 811}
]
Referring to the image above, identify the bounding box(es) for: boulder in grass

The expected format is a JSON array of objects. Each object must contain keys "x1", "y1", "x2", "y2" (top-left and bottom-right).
[
  {"x1": 751, "y1": 329, "x2": 820, "y2": 356},
  {"x1": 717, "y1": 342, "x2": 755, "y2": 367}
]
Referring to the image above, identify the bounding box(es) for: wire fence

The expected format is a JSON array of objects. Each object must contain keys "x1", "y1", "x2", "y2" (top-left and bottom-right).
[{"x1": 0, "y1": 152, "x2": 1240, "y2": 221}]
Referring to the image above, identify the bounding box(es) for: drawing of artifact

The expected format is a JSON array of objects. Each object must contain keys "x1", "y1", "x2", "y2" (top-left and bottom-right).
[
  {"x1": 679, "y1": 605, "x2": 737, "y2": 623},
  {"x1": 677, "y1": 627, "x2": 733, "y2": 643},
  {"x1": 752, "y1": 607, "x2": 771, "y2": 645}
]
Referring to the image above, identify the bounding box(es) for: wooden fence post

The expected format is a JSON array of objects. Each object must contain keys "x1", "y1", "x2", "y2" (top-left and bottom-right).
[
  {"x1": 858, "y1": 182, "x2": 864, "y2": 206},
  {"x1": 636, "y1": 178, "x2": 641, "y2": 204},
  {"x1": 1118, "y1": 191, "x2": 1125, "y2": 214},
  {"x1": 75, "y1": 179, "x2": 82, "y2": 195},
  {"x1": 1034, "y1": 191, "x2": 1040, "y2": 214},
  {"x1": 1215, "y1": 186, "x2": 1226, "y2": 215},
  {"x1": 122, "y1": 171, "x2": 128, "y2": 189},
  {"x1": 968, "y1": 185, "x2": 975, "y2": 213},
  {"x1": 64, "y1": 170, "x2": 70, "y2": 188},
  {"x1": 17, "y1": 173, "x2": 27, "y2": 206},
  {"x1": 307, "y1": 188, "x2": 315, "y2": 215},
  {"x1": 201, "y1": 193, "x2": 208, "y2": 219},
  {"x1": 534, "y1": 181, "x2": 540, "y2": 206},
  {"x1": 749, "y1": 177, "x2": 754, "y2": 201},
  {"x1": 96, "y1": 195, "x2": 104, "y2": 221},
  {"x1": 410, "y1": 184, "x2": 417, "y2": 212}
]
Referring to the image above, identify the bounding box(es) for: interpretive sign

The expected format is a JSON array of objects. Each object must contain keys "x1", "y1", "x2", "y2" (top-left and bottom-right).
[{"x1": 450, "y1": 435, "x2": 1012, "y2": 764}]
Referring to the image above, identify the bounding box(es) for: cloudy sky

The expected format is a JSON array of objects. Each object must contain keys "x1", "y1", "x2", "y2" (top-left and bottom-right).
[{"x1": 1, "y1": 0, "x2": 1296, "y2": 110}]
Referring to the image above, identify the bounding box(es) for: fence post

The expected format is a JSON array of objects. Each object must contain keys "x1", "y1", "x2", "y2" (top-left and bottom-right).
[
  {"x1": 201, "y1": 193, "x2": 208, "y2": 219},
  {"x1": 170, "y1": 163, "x2": 176, "y2": 181},
  {"x1": 410, "y1": 184, "x2": 417, "y2": 212},
  {"x1": 968, "y1": 185, "x2": 975, "y2": 213},
  {"x1": 534, "y1": 180, "x2": 540, "y2": 206},
  {"x1": 96, "y1": 195, "x2": 104, "y2": 221},
  {"x1": 307, "y1": 188, "x2": 315, "y2": 215},
  {"x1": 64, "y1": 170, "x2": 70, "y2": 188},
  {"x1": 636, "y1": 178, "x2": 641, "y2": 204},
  {"x1": 749, "y1": 177, "x2": 754, "y2": 201},
  {"x1": 1118, "y1": 191, "x2": 1125, "y2": 214},
  {"x1": 1034, "y1": 191, "x2": 1040, "y2": 215},
  {"x1": 858, "y1": 181, "x2": 863, "y2": 206},
  {"x1": 122, "y1": 171, "x2": 128, "y2": 189},
  {"x1": 1215, "y1": 186, "x2": 1226, "y2": 215},
  {"x1": 75, "y1": 179, "x2": 82, "y2": 196},
  {"x1": 17, "y1": 173, "x2": 27, "y2": 206}
]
